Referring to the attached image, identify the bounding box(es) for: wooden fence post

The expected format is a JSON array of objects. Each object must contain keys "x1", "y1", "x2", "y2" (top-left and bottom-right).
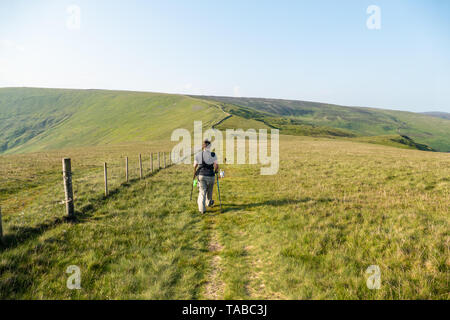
[
  {"x1": 158, "y1": 152, "x2": 160, "y2": 170},
  {"x1": 104, "y1": 162, "x2": 108, "y2": 196},
  {"x1": 139, "y1": 154, "x2": 143, "y2": 179},
  {"x1": 125, "y1": 156, "x2": 129, "y2": 182},
  {"x1": 150, "y1": 152, "x2": 153, "y2": 172},
  {"x1": 0, "y1": 206, "x2": 3, "y2": 244},
  {"x1": 62, "y1": 158, "x2": 75, "y2": 218}
]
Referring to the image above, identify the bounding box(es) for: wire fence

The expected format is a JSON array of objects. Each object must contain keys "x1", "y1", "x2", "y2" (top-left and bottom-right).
[
  {"x1": 72, "y1": 152, "x2": 172, "y2": 198},
  {"x1": 0, "y1": 146, "x2": 205, "y2": 244},
  {"x1": 0, "y1": 151, "x2": 178, "y2": 242}
]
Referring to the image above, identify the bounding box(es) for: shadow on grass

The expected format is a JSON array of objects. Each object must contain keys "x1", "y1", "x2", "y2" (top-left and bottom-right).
[
  {"x1": 1, "y1": 216, "x2": 68, "y2": 250},
  {"x1": 204, "y1": 197, "x2": 334, "y2": 216},
  {"x1": 0, "y1": 166, "x2": 173, "y2": 252}
]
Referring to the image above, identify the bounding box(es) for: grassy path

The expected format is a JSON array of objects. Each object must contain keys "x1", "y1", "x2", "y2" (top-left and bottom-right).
[
  {"x1": 1, "y1": 136, "x2": 448, "y2": 299},
  {"x1": 199, "y1": 137, "x2": 449, "y2": 299},
  {"x1": 202, "y1": 221, "x2": 225, "y2": 299}
]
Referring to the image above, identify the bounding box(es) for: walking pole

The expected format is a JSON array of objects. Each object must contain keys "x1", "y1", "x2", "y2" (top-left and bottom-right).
[{"x1": 216, "y1": 172, "x2": 222, "y2": 212}]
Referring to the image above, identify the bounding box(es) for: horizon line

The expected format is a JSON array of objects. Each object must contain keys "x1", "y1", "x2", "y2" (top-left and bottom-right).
[{"x1": 0, "y1": 85, "x2": 448, "y2": 115}]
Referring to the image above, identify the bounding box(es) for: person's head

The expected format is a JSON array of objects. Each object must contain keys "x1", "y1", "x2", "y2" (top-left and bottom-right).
[{"x1": 202, "y1": 139, "x2": 211, "y2": 150}]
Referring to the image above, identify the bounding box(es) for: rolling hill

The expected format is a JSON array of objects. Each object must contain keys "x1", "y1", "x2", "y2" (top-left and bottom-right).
[
  {"x1": 196, "y1": 96, "x2": 450, "y2": 152},
  {"x1": 0, "y1": 88, "x2": 226, "y2": 154},
  {"x1": 421, "y1": 112, "x2": 450, "y2": 120},
  {"x1": 1, "y1": 88, "x2": 449, "y2": 154}
]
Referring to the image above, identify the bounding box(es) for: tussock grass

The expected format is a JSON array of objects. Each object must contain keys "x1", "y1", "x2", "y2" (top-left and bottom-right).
[
  {"x1": 213, "y1": 136, "x2": 449, "y2": 299},
  {"x1": 1, "y1": 143, "x2": 210, "y2": 299},
  {"x1": 0, "y1": 135, "x2": 448, "y2": 299}
]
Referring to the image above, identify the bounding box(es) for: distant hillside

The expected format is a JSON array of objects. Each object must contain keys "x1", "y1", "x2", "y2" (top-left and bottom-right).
[
  {"x1": 350, "y1": 135, "x2": 435, "y2": 151},
  {"x1": 1, "y1": 88, "x2": 447, "y2": 154},
  {"x1": 214, "y1": 102, "x2": 357, "y2": 138},
  {"x1": 0, "y1": 88, "x2": 225, "y2": 154},
  {"x1": 196, "y1": 96, "x2": 450, "y2": 152},
  {"x1": 421, "y1": 112, "x2": 450, "y2": 120}
]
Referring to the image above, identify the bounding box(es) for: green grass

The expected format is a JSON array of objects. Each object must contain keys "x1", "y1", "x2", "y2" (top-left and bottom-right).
[
  {"x1": 215, "y1": 104, "x2": 356, "y2": 138},
  {"x1": 211, "y1": 136, "x2": 449, "y2": 299},
  {"x1": 0, "y1": 88, "x2": 225, "y2": 154},
  {"x1": 349, "y1": 135, "x2": 434, "y2": 151},
  {"x1": 0, "y1": 141, "x2": 210, "y2": 299},
  {"x1": 1, "y1": 135, "x2": 448, "y2": 299},
  {"x1": 197, "y1": 95, "x2": 450, "y2": 152},
  {"x1": 215, "y1": 114, "x2": 271, "y2": 131},
  {"x1": 2, "y1": 88, "x2": 449, "y2": 155}
]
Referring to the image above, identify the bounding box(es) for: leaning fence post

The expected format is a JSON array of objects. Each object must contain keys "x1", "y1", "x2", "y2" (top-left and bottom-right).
[
  {"x1": 125, "y1": 156, "x2": 129, "y2": 182},
  {"x1": 139, "y1": 154, "x2": 143, "y2": 179},
  {"x1": 150, "y1": 152, "x2": 153, "y2": 173},
  {"x1": 0, "y1": 206, "x2": 3, "y2": 244},
  {"x1": 62, "y1": 158, "x2": 75, "y2": 218},
  {"x1": 104, "y1": 162, "x2": 108, "y2": 196},
  {"x1": 158, "y1": 152, "x2": 160, "y2": 170}
]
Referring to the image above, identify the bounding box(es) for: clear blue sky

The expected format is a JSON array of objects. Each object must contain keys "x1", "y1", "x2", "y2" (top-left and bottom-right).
[{"x1": 1, "y1": 0, "x2": 449, "y2": 112}]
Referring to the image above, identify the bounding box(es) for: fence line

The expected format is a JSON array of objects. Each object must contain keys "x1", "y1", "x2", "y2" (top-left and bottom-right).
[
  {"x1": 0, "y1": 149, "x2": 200, "y2": 240},
  {"x1": 60, "y1": 150, "x2": 179, "y2": 218}
]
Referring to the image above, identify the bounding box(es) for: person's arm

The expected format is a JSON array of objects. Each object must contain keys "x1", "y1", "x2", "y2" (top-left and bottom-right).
[
  {"x1": 193, "y1": 154, "x2": 199, "y2": 177},
  {"x1": 214, "y1": 161, "x2": 219, "y2": 173},
  {"x1": 193, "y1": 163, "x2": 198, "y2": 177}
]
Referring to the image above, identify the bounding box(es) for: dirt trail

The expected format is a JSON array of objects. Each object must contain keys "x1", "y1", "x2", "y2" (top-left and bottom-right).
[
  {"x1": 203, "y1": 231, "x2": 225, "y2": 299},
  {"x1": 211, "y1": 104, "x2": 232, "y2": 130}
]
